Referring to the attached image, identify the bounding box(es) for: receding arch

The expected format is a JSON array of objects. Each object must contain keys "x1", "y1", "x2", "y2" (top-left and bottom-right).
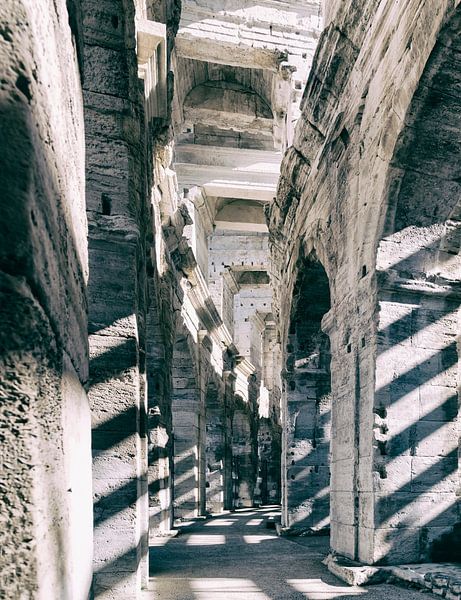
[
  {"x1": 283, "y1": 251, "x2": 332, "y2": 532},
  {"x1": 377, "y1": 7, "x2": 461, "y2": 280},
  {"x1": 183, "y1": 80, "x2": 274, "y2": 134}
]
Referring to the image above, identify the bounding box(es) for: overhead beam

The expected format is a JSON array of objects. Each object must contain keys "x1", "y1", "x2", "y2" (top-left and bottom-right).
[
  {"x1": 175, "y1": 144, "x2": 282, "y2": 172},
  {"x1": 175, "y1": 32, "x2": 286, "y2": 72},
  {"x1": 174, "y1": 144, "x2": 280, "y2": 202},
  {"x1": 174, "y1": 163, "x2": 277, "y2": 202},
  {"x1": 183, "y1": 105, "x2": 274, "y2": 135}
]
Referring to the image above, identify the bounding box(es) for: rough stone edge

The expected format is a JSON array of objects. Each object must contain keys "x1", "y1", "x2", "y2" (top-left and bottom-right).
[
  {"x1": 323, "y1": 554, "x2": 386, "y2": 586},
  {"x1": 323, "y1": 553, "x2": 461, "y2": 599}
]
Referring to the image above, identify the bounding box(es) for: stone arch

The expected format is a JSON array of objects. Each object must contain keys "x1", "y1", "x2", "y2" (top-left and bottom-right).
[
  {"x1": 231, "y1": 393, "x2": 258, "y2": 508},
  {"x1": 171, "y1": 325, "x2": 202, "y2": 520},
  {"x1": 283, "y1": 249, "x2": 332, "y2": 532},
  {"x1": 371, "y1": 8, "x2": 461, "y2": 563},
  {"x1": 183, "y1": 80, "x2": 274, "y2": 135}
]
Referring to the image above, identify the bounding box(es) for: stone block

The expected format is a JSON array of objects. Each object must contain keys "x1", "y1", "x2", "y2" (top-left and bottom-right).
[
  {"x1": 411, "y1": 456, "x2": 458, "y2": 492},
  {"x1": 84, "y1": 44, "x2": 130, "y2": 98},
  {"x1": 374, "y1": 492, "x2": 457, "y2": 530},
  {"x1": 330, "y1": 458, "x2": 354, "y2": 492},
  {"x1": 331, "y1": 491, "x2": 355, "y2": 526},
  {"x1": 373, "y1": 456, "x2": 412, "y2": 493},
  {"x1": 415, "y1": 421, "x2": 458, "y2": 457},
  {"x1": 373, "y1": 527, "x2": 421, "y2": 564},
  {"x1": 330, "y1": 521, "x2": 356, "y2": 559},
  {"x1": 420, "y1": 386, "x2": 458, "y2": 421}
]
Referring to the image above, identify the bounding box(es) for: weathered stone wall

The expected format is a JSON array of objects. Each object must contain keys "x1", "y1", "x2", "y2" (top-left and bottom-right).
[
  {"x1": 269, "y1": 0, "x2": 461, "y2": 565},
  {"x1": 82, "y1": 0, "x2": 150, "y2": 595},
  {"x1": 0, "y1": 0, "x2": 92, "y2": 598}
]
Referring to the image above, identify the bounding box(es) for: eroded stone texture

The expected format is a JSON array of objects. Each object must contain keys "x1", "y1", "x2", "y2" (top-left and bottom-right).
[
  {"x1": 270, "y1": 0, "x2": 461, "y2": 566},
  {"x1": 0, "y1": 1, "x2": 92, "y2": 598}
]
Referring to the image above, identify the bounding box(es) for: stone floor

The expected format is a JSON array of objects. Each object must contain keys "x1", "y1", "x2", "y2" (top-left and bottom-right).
[{"x1": 146, "y1": 507, "x2": 438, "y2": 599}]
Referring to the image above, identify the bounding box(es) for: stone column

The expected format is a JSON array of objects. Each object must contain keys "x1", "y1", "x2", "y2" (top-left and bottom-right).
[
  {"x1": 82, "y1": 0, "x2": 148, "y2": 596},
  {"x1": 232, "y1": 398, "x2": 258, "y2": 508},
  {"x1": 172, "y1": 333, "x2": 202, "y2": 519},
  {"x1": 223, "y1": 371, "x2": 237, "y2": 510},
  {"x1": 205, "y1": 376, "x2": 226, "y2": 514}
]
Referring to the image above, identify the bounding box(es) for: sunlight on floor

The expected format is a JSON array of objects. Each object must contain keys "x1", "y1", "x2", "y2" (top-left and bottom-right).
[
  {"x1": 189, "y1": 578, "x2": 271, "y2": 599},
  {"x1": 204, "y1": 519, "x2": 237, "y2": 527},
  {"x1": 287, "y1": 579, "x2": 367, "y2": 598},
  {"x1": 186, "y1": 534, "x2": 226, "y2": 545},
  {"x1": 246, "y1": 518, "x2": 264, "y2": 525},
  {"x1": 150, "y1": 537, "x2": 173, "y2": 547},
  {"x1": 243, "y1": 535, "x2": 275, "y2": 544}
]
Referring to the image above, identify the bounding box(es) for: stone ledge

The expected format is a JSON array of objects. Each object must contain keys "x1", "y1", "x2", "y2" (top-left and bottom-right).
[
  {"x1": 323, "y1": 554, "x2": 461, "y2": 599},
  {"x1": 322, "y1": 554, "x2": 386, "y2": 586},
  {"x1": 386, "y1": 564, "x2": 461, "y2": 600}
]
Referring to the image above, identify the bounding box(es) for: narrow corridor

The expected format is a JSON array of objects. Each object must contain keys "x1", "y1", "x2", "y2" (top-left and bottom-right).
[{"x1": 148, "y1": 508, "x2": 436, "y2": 599}]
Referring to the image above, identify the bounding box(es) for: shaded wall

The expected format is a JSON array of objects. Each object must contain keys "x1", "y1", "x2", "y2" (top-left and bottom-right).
[{"x1": 0, "y1": 0, "x2": 92, "y2": 597}]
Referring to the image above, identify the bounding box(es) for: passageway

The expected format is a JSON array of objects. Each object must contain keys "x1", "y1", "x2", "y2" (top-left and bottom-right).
[{"x1": 148, "y1": 508, "x2": 437, "y2": 599}]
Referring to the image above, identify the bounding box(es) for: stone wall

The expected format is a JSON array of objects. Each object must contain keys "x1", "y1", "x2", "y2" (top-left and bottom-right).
[
  {"x1": 0, "y1": 1, "x2": 92, "y2": 598},
  {"x1": 269, "y1": 0, "x2": 461, "y2": 565}
]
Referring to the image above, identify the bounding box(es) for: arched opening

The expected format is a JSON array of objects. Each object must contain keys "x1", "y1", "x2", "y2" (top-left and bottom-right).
[
  {"x1": 374, "y1": 9, "x2": 460, "y2": 563},
  {"x1": 232, "y1": 395, "x2": 258, "y2": 508},
  {"x1": 284, "y1": 253, "x2": 332, "y2": 533}
]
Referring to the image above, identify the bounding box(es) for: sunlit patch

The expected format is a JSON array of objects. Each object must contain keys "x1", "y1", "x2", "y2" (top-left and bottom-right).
[
  {"x1": 189, "y1": 578, "x2": 271, "y2": 599},
  {"x1": 150, "y1": 537, "x2": 171, "y2": 547},
  {"x1": 287, "y1": 579, "x2": 366, "y2": 598},
  {"x1": 245, "y1": 518, "x2": 263, "y2": 526},
  {"x1": 186, "y1": 534, "x2": 226, "y2": 545},
  {"x1": 243, "y1": 535, "x2": 275, "y2": 544},
  {"x1": 204, "y1": 519, "x2": 237, "y2": 527}
]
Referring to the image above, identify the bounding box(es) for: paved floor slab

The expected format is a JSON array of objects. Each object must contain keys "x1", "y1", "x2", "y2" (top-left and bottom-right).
[{"x1": 147, "y1": 507, "x2": 438, "y2": 599}]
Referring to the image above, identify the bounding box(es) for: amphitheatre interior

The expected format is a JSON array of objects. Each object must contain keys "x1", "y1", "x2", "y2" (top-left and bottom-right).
[{"x1": 0, "y1": 0, "x2": 460, "y2": 599}]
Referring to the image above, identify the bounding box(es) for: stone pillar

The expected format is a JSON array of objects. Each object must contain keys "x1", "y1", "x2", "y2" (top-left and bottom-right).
[
  {"x1": 232, "y1": 398, "x2": 258, "y2": 508},
  {"x1": 205, "y1": 377, "x2": 226, "y2": 514},
  {"x1": 82, "y1": 0, "x2": 148, "y2": 596},
  {"x1": 172, "y1": 333, "x2": 202, "y2": 519},
  {"x1": 258, "y1": 419, "x2": 282, "y2": 505},
  {"x1": 367, "y1": 283, "x2": 460, "y2": 564},
  {"x1": 146, "y1": 284, "x2": 173, "y2": 534},
  {"x1": 198, "y1": 331, "x2": 211, "y2": 516},
  {"x1": 223, "y1": 371, "x2": 237, "y2": 510},
  {"x1": 284, "y1": 334, "x2": 331, "y2": 531}
]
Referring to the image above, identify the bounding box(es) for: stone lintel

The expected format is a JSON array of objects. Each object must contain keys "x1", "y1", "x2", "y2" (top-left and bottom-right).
[
  {"x1": 175, "y1": 164, "x2": 277, "y2": 202},
  {"x1": 183, "y1": 105, "x2": 274, "y2": 135},
  {"x1": 175, "y1": 33, "x2": 286, "y2": 72},
  {"x1": 377, "y1": 270, "x2": 461, "y2": 301},
  {"x1": 136, "y1": 20, "x2": 166, "y2": 66}
]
